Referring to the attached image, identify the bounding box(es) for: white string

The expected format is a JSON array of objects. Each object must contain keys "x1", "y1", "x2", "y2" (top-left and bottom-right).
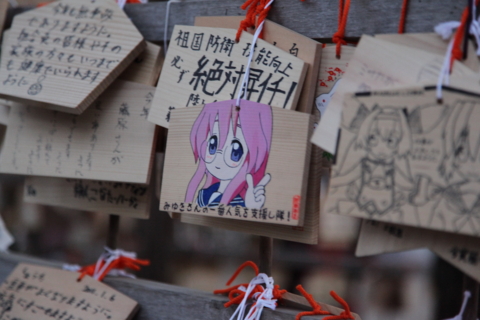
[
  {"x1": 435, "y1": 21, "x2": 461, "y2": 40},
  {"x1": 63, "y1": 253, "x2": 137, "y2": 280},
  {"x1": 444, "y1": 291, "x2": 471, "y2": 320},
  {"x1": 229, "y1": 273, "x2": 277, "y2": 320},
  {"x1": 93, "y1": 247, "x2": 137, "y2": 280},
  {"x1": 435, "y1": 0, "x2": 480, "y2": 100},
  {"x1": 62, "y1": 264, "x2": 81, "y2": 272},
  {"x1": 235, "y1": 0, "x2": 275, "y2": 107},
  {"x1": 164, "y1": 0, "x2": 183, "y2": 54},
  {"x1": 7, "y1": 0, "x2": 18, "y2": 8},
  {"x1": 436, "y1": 37, "x2": 454, "y2": 101},
  {"x1": 244, "y1": 274, "x2": 277, "y2": 320}
]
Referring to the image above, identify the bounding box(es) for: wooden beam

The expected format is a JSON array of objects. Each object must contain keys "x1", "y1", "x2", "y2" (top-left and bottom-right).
[
  {"x1": 0, "y1": 251, "x2": 345, "y2": 320},
  {"x1": 9, "y1": 1, "x2": 465, "y2": 42},
  {"x1": 123, "y1": 0, "x2": 464, "y2": 42}
]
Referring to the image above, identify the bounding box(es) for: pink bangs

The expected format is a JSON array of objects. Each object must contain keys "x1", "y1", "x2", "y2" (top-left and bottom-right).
[{"x1": 185, "y1": 100, "x2": 273, "y2": 205}]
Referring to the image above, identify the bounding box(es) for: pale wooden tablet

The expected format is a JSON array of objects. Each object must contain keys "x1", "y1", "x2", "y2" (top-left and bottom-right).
[
  {"x1": 0, "y1": 80, "x2": 157, "y2": 183},
  {"x1": 161, "y1": 100, "x2": 312, "y2": 226},
  {"x1": 0, "y1": 0, "x2": 146, "y2": 114},
  {"x1": 147, "y1": 25, "x2": 307, "y2": 128},
  {"x1": 0, "y1": 263, "x2": 139, "y2": 320},
  {"x1": 195, "y1": 16, "x2": 322, "y2": 114}
]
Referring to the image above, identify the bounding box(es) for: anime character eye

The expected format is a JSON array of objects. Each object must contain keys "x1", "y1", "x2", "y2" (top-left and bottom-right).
[
  {"x1": 230, "y1": 140, "x2": 244, "y2": 162},
  {"x1": 367, "y1": 134, "x2": 378, "y2": 147},
  {"x1": 208, "y1": 136, "x2": 218, "y2": 155},
  {"x1": 387, "y1": 137, "x2": 399, "y2": 149}
]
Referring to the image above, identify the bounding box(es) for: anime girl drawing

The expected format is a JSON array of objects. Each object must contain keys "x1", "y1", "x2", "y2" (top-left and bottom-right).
[
  {"x1": 423, "y1": 101, "x2": 480, "y2": 235},
  {"x1": 185, "y1": 101, "x2": 273, "y2": 209},
  {"x1": 329, "y1": 106, "x2": 416, "y2": 220}
]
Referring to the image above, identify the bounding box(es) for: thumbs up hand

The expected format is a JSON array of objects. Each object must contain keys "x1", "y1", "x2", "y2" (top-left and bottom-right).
[{"x1": 244, "y1": 173, "x2": 271, "y2": 209}]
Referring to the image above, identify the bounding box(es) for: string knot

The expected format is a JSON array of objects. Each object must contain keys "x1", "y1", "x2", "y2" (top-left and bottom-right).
[
  {"x1": 332, "y1": 33, "x2": 347, "y2": 46},
  {"x1": 434, "y1": 21, "x2": 462, "y2": 40},
  {"x1": 295, "y1": 285, "x2": 355, "y2": 320},
  {"x1": 333, "y1": 0, "x2": 351, "y2": 58},
  {"x1": 214, "y1": 261, "x2": 285, "y2": 320},
  {"x1": 68, "y1": 247, "x2": 150, "y2": 282}
]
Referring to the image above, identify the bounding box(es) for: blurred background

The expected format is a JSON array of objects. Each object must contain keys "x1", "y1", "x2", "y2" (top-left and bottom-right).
[{"x1": 0, "y1": 1, "x2": 472, "y2": 319}]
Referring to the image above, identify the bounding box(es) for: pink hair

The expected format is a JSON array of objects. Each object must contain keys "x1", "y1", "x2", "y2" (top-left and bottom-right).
[{"x1": 185, "y1": 100, "x2": 273, "y2": 205}]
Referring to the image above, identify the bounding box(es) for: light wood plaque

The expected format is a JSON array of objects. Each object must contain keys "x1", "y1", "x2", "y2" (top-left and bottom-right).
[
  {"x1": 171, "y1": 17, "x2": 321, "y2": 243},
  {"x1": 311, "y1": 34, "x2": 479, "y2": 154},
  {"x1": 24, "y1": 177, "x2": 151, "y2": 218},
  {"x1": 327, "y1": 86, "x2": 480, "y2": 237},
  {"x1": 161, "y1": 100, "x2": 312, "y2": 226},
  {"x1": 147, "y1": 25, "x2": 307, "y2": 128},
  {"x1": 0, "y1": 80, "x2": 156, "y2": 183},
  {"x1": 194, "y1": 16, "x2": 322, "y2": 114},
  {"x1": 0, "y1": 263, "x2": 139, "y2": 320},
  {"x1": 119, "y1": 41, "x2": 163, "y2": 86},
  {"x1": 20, "y1": 42, "x2": 162, "y2": 217},
  {"x1": 0, "y1": 0, "x2": 146, "y2": 114},
  {"x1": 357, "y1": 220, "x2": 480, "y2": 283}
]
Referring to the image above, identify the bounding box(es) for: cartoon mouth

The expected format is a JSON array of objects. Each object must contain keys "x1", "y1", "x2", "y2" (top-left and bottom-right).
[{"x1": 215, "y1": 166, "x2": 220, "y2": 169}]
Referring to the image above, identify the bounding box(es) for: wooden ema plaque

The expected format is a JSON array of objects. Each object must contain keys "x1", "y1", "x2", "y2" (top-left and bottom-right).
[
  {"x1": 314, "y1": 45, "x2": 355, "y2": 126},
  {"x1": 194, "y1": 16, "x2": 322, "y2": 114},
  {"x1": 0, "y1": 263, "x2": 139, "y2": 320},
  {"x1": 0, "y1": 0, "x2": 146, "y2": 114},
  {"x1": 311, "y1": 35, "x2": 479, "y2": 154},
  {"x1": 20, "y1": 42, "x2": 163, "y2": 218},
  {"x1": 172, "y1": 17, "x2": 321, "y2": 243},
  {"x1": 147, "y1": 25, "x2": 307, "y2": 128},
  {"x1": 326, "y1": 86, "x2": 480, "y2": 237},
  {"x1": 0, "y1": 80, "x2": 156, "y2": 183},
  {"x1": 356, "y1": 220, "x2": 480, "y2": 283},
  {"x1": 24, "y1": 177, "x2": 151, "y2": 218},
  {"x1": 161, "y1": 100, "x2": 312, "y2": 226}
]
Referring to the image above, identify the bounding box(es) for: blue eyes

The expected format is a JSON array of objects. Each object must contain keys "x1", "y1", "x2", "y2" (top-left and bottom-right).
[
  {"x1": 207, "y1": 136, "x2": 244, "y2": 163},
  {"x1": 231, "y1": 140, "x2": 244, "y2": 162},
  {"x1": 208, "y1": 136, "x2": 217, "y2": 155}
]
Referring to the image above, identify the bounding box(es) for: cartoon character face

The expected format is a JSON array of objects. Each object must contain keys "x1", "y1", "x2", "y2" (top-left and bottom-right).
[
  {"x1": 366, "y1": 118, "x2": 402, "y2": 161},
  {"x1": 204, "y1": 117, "x2": 249, "y2": 181},
  {"x1": 185, "y1": 100, "x2": 273, "y2": 207}
]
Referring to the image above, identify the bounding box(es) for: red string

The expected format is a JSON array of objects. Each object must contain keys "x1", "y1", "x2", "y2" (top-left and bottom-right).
[
  {"x1": 77, "y1": 256, "x2": 150, "y2": 282},
  {"x1": 225, "y1": 260, "x2": 260, "y2": 286},
  {"x1": 235, "y1": 0, "x2": 305, "y2": 42},
  {"x1": 398, "y1": 0, "x2": 409, "y2": 34},
  {"x1": 449, "y1": 0, "x2": 480, "y2": 71},
  {"x1": 450, "y1": 7, "x2": 470, "y2": 70},
  {"x1": 213, "y1": 260, "x2": 260, "y2": 307},
  {"x1": 214, "y1": 261, "x2": 286, "y2": 308},
  {"x1": 295, "y1": 285, "x2": 355, "y2": 320},
  {"x1": 295, "y1": 285, "x2": 331, "y2": 320},
  {"x1": 323, "y1": 291, "x2": 355, "y2": 320},
  {"x1": 332, "y1": 0, "x2": 351, "y2": 58}
]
